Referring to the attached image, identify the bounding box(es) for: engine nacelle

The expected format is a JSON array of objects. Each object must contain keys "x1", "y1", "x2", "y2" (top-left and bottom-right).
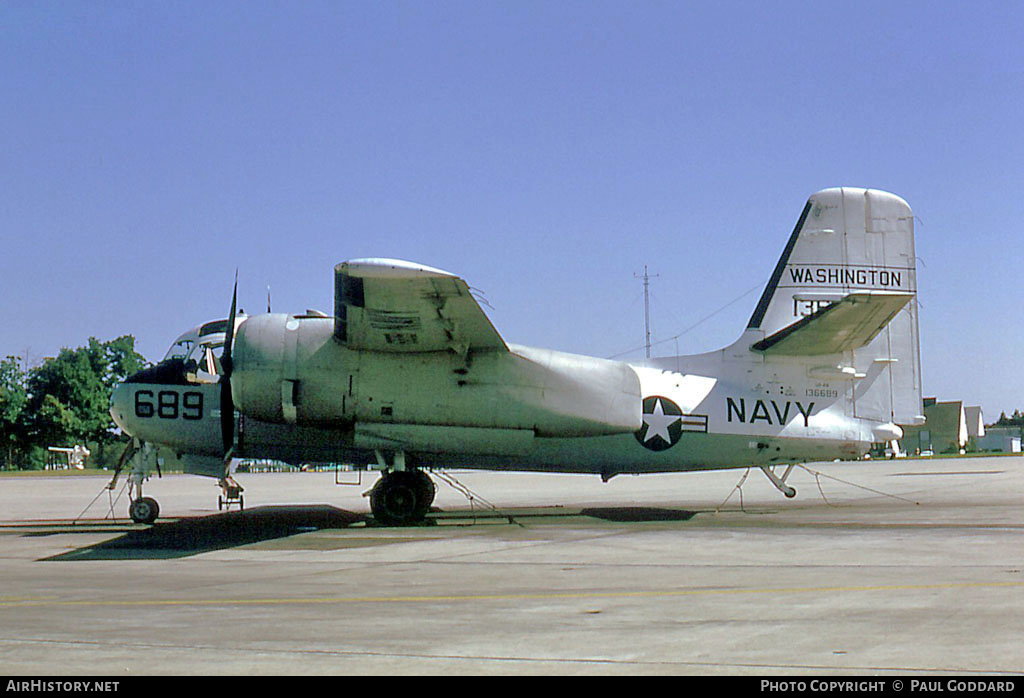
[{"x1": 231, "y1": 313, "x2": 346, "y2": 425}]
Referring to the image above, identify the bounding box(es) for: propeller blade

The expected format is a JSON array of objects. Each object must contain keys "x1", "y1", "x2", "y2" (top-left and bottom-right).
[
  {"x1": 222, "y1": 271, "x2": 238, "y2": 377},
  {"x1": 221, "y1": 272, "x2": 239, "y2": 458},
  {"x1": 220, "y1": 383, "x2": 235, "y2": 459}
]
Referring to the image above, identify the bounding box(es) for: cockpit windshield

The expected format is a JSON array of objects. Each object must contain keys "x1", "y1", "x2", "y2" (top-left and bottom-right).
[
  {"x1": 163, "y1": 338, "x2": 195, "y2": 362},
  {"x1": 157, "y1": 316, "x2": 244, "y2": 384}
]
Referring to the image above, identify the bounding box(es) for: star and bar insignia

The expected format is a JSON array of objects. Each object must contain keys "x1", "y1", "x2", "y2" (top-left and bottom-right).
[{"x1": 634, "y1": 396, "x2": 708, "y2": 451}]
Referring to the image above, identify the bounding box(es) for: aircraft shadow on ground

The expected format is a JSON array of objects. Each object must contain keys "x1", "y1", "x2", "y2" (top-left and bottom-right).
[
  {"x1": 578, "y1": 507, "x2": 698, "y2": 522},
  {"x1": 41, "y1": 504, "x2": 699, "y2": 561},
  {"x1": 42, "y1": 505, "x2": 368, "y2": 561},
  {"x1": 430, "y1": 505, "x2": 699, "y2": 524}
]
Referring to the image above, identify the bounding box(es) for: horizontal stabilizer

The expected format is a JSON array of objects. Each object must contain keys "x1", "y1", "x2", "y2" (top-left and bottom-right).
[
  {"x1": 751, "y1": 291, "x2": 913, "y2": 356},
  {"x1": 335, "y1": 259, "x2": 508, "y2": 354}
]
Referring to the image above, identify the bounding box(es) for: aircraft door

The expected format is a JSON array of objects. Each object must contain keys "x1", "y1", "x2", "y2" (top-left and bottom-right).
[{"x1": 282, "y1": 317, "x2": 300, "y2": 423}]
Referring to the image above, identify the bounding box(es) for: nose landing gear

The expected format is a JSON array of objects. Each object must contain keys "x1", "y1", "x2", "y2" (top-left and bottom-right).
[{"x1": 217, "y1": 475, "x2": 245, "y2": 511}]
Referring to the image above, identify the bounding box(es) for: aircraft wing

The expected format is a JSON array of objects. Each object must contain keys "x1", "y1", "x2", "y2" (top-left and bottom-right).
[
  {"x1": 334, "y1": 259, "x2": 508, "y2": 353},
  {"x1": 751, "y1": 291, "x2": 913, "y2": 356}
]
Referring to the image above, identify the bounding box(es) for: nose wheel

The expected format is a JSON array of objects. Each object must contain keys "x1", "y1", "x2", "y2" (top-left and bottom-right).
[
  {"x1": 369, "y1": 470, "x2": 435, "y2": 526},
  {"x1": 218, "y1": 476, "x2": 245, "y2": 511}
]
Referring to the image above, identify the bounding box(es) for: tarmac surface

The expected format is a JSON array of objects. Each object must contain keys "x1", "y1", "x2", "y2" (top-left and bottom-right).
[{"x1": 0, "y1": 456, "x2": 1021, "y2": 676}]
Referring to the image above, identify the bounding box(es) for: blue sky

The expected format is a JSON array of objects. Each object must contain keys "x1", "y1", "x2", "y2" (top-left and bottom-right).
[{"x1": 2, "y1": 1, "x2": 1022, "y2": 419}]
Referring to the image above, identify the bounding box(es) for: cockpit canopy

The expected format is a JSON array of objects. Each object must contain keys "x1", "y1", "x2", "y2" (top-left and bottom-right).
[{"x1": 135, "y1": 315, "x2": 246, "y2": 385}]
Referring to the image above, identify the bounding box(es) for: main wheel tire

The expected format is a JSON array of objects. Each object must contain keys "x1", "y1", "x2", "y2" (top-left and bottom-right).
[
  {"x1": 370, "y1": 471, "x2": 429, "y2": 526},
  {"x1": 129, "y1": 496, "x2": 160, "y2": 524},
  {"x1": 412, "y1": 470, "x2": 436, "y2": 512}
]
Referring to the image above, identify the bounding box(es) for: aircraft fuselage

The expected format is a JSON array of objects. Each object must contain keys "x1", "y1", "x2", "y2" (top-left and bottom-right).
[{"x1": 110, "y1": 312, "x2": 869, "y2": 477}]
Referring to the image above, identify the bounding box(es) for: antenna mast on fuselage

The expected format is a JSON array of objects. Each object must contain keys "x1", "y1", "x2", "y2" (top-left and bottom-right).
[{"x1": 635, "y1": 265, "x2": 659, "y2": 359}]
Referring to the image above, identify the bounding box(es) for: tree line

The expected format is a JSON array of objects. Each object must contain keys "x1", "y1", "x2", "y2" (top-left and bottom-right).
[
  {"x1": 0, "y1": 337, "x2": 148, "y2": 470},
  {"x1": 993, "y1": 410, "x2": 1024, "y2": 428}
]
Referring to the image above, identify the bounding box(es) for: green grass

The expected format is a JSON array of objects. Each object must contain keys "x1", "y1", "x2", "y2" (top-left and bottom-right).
[
  {"x1": 0, "y1": 467, "x2": 185, "y2": 477},
  {"x1": 0, "y1": 468, "x2": 111, "y2": 477}
]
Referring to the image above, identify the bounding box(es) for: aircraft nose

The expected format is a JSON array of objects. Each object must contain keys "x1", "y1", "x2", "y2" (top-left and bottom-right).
[{"x1": 109, "y1": 382, "x2": 133, "y2": 435}]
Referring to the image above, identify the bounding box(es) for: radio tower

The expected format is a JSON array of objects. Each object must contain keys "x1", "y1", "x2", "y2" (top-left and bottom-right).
[{"x1": 635, "y1": 265, "x2": 659, "y2": 358}]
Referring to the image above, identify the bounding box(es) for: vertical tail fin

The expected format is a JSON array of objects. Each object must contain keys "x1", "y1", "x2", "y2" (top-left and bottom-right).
[{"x1": 747, "y1": 188, "x2": 923, "y2": 426}]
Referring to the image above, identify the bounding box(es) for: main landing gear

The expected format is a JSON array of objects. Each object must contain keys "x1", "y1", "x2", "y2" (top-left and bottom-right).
[
  {"x1": 129, "y1": 495, "x2": 160, "y2": 524},
  {"x1": 113, "y1": 439, "x2": 161, "y2": 524},
  {"x1": 369, "y1": 468, "x2": 436, "y2": 526}
]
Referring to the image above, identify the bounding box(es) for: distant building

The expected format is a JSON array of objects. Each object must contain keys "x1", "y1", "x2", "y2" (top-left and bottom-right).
[
  {"x1": 977, "y1": 425, "x2": 1022, "y2": 453},
  {"x1": 899, "y1": 398, "x2": 969, "y2": 455},
  {"x1": 964, "y1": 406, "x2": 985, "y2": 451}
]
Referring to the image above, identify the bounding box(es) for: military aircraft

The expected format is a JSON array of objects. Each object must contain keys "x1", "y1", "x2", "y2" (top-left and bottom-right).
[{"x1": 108, "y1": 187, "x2": 923, "y2": 525}]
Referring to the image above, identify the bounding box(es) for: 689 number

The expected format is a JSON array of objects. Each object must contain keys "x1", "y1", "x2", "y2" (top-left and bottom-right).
[{"x1": 134, "y1": 390, "x2": 204, "y2": 420}]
